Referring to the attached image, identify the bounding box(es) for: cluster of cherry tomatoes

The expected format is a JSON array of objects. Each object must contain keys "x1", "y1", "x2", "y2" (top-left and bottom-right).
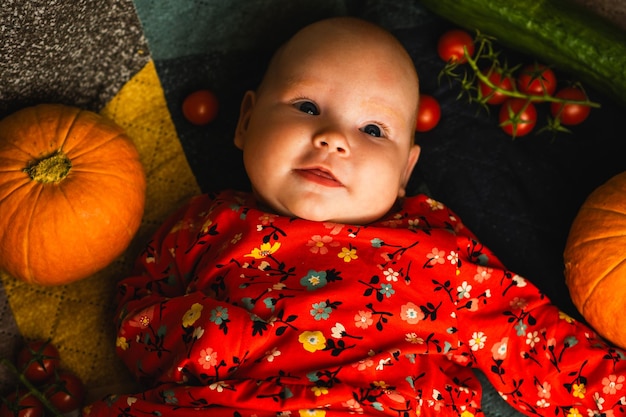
[
  {"x1": 435, "y1": 28, "x2": 594, "y2": 137},
  {"x1": 1, "y1": 340, "x2": 85, "y2": 417}
]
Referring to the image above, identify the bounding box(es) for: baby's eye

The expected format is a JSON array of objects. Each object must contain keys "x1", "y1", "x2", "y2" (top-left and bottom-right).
[
  {"x1": 296, "y1": 101, "x2": 319, "y2": 115},
  {"x1": 361, "y1": 124, "x2": 383, "y2": 137}
]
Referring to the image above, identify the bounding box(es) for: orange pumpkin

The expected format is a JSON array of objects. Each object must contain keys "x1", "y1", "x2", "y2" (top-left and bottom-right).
[
  {"x1": 563, "y1": 171, "x2": 626, "y2": 349},
  {"x1": 0, "y1": 104, "x2": 146, "y2": 285}
]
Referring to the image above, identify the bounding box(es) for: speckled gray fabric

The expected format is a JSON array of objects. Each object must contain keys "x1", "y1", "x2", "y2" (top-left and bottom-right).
[{"x1": 0, "y1": 0, "x2": 150, "y2": 119}]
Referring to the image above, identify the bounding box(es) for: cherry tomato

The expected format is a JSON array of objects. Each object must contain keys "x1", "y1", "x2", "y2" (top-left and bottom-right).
[
  {"x1": 499, "y1": 98, "x2": 537, "y2": 137},
  {"x1": 415, "y1": 94, "x2": 441, "y2": 132},
  {"x1": 550, "y1": 87, "x2": 591, "y2": 126},
  {"x1": 44, "y1": 371, "x2": 86, "y2": 414},
  {"x1": 0, "y1": 390, "x2": 44, "y2": 417},
  {"x1": 17, "y1": 340, "x2": 60, "y2": 384},
  {"x1": 437, "y1": 29, "x2": 475, "y2": 64},
  {"x1": 517, "y1": 63, "x2": 557, "y2": 97},
  {"x1": 182, "y1": 89, "x2": 219, "y2": 125},
  {"x1": 478, "y1": 68, "x2": 514, "y2": 105}
]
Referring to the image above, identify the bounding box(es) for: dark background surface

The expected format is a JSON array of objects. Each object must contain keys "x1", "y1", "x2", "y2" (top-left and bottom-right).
[{"x1": 2, "y1": 1, "x2": 625, "y2": 415}]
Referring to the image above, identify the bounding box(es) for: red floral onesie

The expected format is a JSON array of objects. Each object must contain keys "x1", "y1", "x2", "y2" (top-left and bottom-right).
[{"x1": 83, "y1": 190, "x2": 626, "y2": 417}]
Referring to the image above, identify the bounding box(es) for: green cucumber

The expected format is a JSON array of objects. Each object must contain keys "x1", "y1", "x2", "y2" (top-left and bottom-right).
[{"x1": 418, "y1": 0, "x2": 626, "y2": 107}]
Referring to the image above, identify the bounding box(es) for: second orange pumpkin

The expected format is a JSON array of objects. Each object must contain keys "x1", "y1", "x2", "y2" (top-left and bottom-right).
[{"x1": 564, "y1": 171, "x2": 626, "y2": 349}]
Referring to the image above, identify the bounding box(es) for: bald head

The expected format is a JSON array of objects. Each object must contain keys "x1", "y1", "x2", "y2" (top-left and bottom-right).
[{"x1": 258, "y1": 17, "x2": 420, "y2": 108}]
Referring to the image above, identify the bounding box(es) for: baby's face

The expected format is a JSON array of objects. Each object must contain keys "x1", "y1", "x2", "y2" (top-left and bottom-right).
[{"x1": 235, "y1": 18, "x2": 420, "y2": 224}]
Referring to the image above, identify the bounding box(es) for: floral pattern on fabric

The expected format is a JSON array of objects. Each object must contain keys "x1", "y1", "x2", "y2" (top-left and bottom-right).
[{"x1": 84, "y1": 190, "x2": 626, "y2": 417}]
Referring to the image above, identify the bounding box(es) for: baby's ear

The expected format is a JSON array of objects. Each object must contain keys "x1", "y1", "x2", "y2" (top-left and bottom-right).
[
  {"x1": 398, "y1": 144, "x2": 421, "y2": 198},
  {"x1": 234, "y1": 90, "x2": 256, "y2": 149}
]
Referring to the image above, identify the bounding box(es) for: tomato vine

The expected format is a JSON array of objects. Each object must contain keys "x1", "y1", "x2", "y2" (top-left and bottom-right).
[
  {"x1": 1, "y1": 340, "x2": 85, "y2": 417},
  {"x1": 438, "y1": 30, "x2": 600, "y2": 138},
  {"x1": 1, "y1": 357, "x2": 64, "y2": 417}
]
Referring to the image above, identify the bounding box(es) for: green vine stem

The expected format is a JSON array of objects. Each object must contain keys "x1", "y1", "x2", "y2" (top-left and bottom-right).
[{"x1": 0, "y1": 357, "x2": 65, "y2": 417}]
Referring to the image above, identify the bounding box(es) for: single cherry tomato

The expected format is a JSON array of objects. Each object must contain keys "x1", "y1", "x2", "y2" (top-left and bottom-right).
[
  {"x1": 17, "y1": 340, "x2": 60, "y2": 384},
  {"x1": 415, "y1": 94, "x2": 441, "y2": 132},
  {"x1": 0, "y1": 390, "x2": 44, "y2": 417},
  {"x1": 550, "y1": 87, "x2": 591, "y2": 126},
  {"x1": 437, "y1": 29, "x2": 475, "y2": 64},
  {"x1": 44, "y1": 371, "x2": 86, "y2": 414},
  {"x1": 517, "y1": 63, "x2": 557, "y2": 97},
  {"x1": 182, "y1": 89, "x2": 219, "y2": 125},
  {"x1": 499, "y1": 98, "x2": 537, "y2": 137},
  {"x1": 478, "y1": 68, "x2": 515, "y2": 105}
]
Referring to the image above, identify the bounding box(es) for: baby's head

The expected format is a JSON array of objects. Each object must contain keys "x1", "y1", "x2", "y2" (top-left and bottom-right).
[{"x1": 235, "y1": 17, "x2": 421, "y2": 224}]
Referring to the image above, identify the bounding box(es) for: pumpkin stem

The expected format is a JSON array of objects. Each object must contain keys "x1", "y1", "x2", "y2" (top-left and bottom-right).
[{"x1": 24, "y1": 150, "x2": 72, "y2": 183}]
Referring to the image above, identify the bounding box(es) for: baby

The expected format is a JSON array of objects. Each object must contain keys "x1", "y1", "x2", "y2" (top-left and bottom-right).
[{"x1": 84, "y1": 17, "x2": 626, "y2": 417}]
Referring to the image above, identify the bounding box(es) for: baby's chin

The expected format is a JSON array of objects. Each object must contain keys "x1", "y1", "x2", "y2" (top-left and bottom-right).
[
  {"x1": 279, "y1": 204, "x2": 387, "y2": 226},
  {"x1": 254, "y1": 191, "x2": 392, "y2": 225}
]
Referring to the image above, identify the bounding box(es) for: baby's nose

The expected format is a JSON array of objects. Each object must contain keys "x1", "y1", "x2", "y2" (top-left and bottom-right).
[{"x1": 313, "y1": 130, "x2": 350, "y2": 155}]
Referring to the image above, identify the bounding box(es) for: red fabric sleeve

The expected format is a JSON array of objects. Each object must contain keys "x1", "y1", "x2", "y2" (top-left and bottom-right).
[{"x1": 453, "y1": 232, "x2": 626, "y2": 416}]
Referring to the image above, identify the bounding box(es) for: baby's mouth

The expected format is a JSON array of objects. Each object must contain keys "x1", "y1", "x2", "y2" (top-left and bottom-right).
[{"x1": 294, "y1": 167, "x2": 343, "y2": 187}]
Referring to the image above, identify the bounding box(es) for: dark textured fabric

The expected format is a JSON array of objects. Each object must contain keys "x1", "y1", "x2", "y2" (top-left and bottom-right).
[
  {"x1": 1, "y1": 1, "x2": 624, "y2": 416},
  {"x1": 0, "y1": 279, "x2": 20, "y2": 394}
]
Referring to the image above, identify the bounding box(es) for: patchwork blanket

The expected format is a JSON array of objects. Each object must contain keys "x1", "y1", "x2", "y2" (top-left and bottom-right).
[{"x1": 1, "y1": 1, "x2": 625, "y2": 416}]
